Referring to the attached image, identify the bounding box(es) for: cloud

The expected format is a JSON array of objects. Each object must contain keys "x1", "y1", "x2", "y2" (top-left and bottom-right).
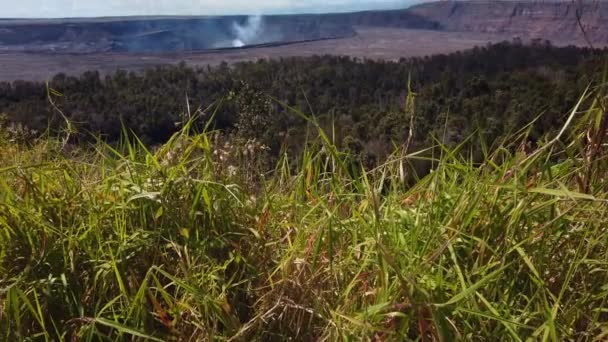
[{"x1": 3, "y1": 0, "x2": 427, "y2": 18}]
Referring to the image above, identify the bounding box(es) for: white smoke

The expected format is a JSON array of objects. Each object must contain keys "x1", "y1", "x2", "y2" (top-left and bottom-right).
[{"x1": 232, "y1": 15, "x2": 263, "y2": 47}]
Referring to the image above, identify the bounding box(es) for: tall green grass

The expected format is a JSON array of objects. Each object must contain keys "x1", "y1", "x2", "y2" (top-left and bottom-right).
[{"x1": 1, "y1": 85, "x2": 607, "y2": 341}]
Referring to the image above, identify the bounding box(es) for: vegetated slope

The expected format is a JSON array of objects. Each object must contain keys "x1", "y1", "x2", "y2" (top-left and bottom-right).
[
  {"x1": 0, "y1": 42, "x2": 603, "y2": 166},
  {"x1": 410, "y1": 0, "x2": 608, "y2": 45},
  {"x1": 0, "y1": 78, "x2": 607, "y2": 340}
]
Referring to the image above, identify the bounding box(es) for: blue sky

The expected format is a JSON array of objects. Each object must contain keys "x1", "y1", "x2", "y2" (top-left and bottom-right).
[{"x1": 4, "y1": 0, "x2": 429, "y2": 18}]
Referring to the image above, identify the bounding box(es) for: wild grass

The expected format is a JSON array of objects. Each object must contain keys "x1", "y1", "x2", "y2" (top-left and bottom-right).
[{"x1": 0, "y1": 84, "x2": 607, "y2": 341}]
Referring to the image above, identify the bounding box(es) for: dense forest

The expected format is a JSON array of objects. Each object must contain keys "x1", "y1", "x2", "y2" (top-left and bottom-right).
[{"x1": 1, "y1": 41, "x2": 605, "y2": 164}]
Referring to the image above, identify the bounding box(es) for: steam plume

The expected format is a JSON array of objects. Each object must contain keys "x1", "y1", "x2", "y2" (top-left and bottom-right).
[{"x1": 232, "y1": 15, "x2": 263, "y2": 47}]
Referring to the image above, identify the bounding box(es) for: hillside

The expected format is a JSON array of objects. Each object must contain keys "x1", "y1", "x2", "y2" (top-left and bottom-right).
[{"x1": 410, "y1": 0, "x2": 608, "y2": 45}]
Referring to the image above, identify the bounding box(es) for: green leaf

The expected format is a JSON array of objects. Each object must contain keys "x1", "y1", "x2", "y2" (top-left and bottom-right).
[
  {"x1": 128, "y1": 192, "x2": 161, "y2": 203},
  {"x1": 436, "y1": 263, "x2": 510, "y2": 307},
  {"x1": 528, "y1": 187, "x2": 596, "y2": 200},
  {"x1": 94, "y1": 317, "x2": 165, "y2": 342}
]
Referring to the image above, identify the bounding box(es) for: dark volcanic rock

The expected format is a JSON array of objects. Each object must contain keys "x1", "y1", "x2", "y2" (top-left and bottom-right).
[
  {"x1": 0, "y1": 11, "x2": 439, "y2": 53},
  {"x1": 409, "y1": 0, "x2": 608, "y2": 45}
]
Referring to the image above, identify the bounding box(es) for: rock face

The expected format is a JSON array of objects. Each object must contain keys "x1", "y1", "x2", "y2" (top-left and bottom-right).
[
  {"x1": 408, "y1": 0, "x2": 608, "y2": 45},
  {"x1": 1, "y1": 1, "x2": 605, "y2": 54}
]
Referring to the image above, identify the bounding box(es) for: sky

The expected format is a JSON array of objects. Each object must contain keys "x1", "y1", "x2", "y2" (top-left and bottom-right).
[{"x1": 2, "y1": 0, "x2": 429, "y2": 18}]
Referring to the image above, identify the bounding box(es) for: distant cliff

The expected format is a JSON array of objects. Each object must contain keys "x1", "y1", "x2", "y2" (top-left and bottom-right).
[
  {"x1": 0, "y1": 11, "x2": 438, "y2": 53},
  {"x1": 408, "y1": 0, "x2": 608, "y2": 45},
  {"x1": 1, "y1": 1, "x2": 605, "y2": 54}
]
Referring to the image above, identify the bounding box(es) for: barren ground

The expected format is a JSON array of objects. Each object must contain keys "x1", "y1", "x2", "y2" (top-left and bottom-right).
[{"x1": 0, "y1": 28, "x2": 540, "y2": 81}]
